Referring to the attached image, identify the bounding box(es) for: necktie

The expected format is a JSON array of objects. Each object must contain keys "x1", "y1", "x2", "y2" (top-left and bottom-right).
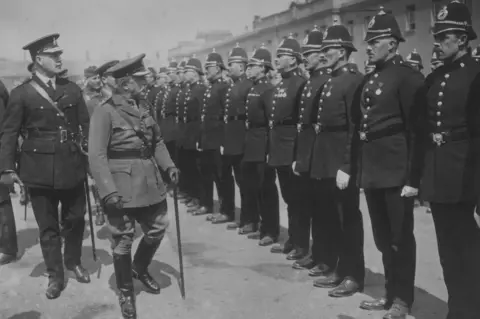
[{"x1": 47, "y1": 80, "x2": 54, "y2": 90}]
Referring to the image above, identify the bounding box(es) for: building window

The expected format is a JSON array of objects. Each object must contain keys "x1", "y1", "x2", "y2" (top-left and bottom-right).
[
  {"x1": 347, "y1": 20, "x2": 355, "y2": 39},
  {"x1": 363, "y1": 16, "x2": 371, "y2": 38},
  {"x1": 405, "y1": 4, "x2": 416, "y2": 31}
]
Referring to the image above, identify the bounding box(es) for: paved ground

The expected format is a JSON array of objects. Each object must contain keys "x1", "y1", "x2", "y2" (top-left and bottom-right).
[{"x1": 0, "y1": 186, "x2": 450, "y2": 319}]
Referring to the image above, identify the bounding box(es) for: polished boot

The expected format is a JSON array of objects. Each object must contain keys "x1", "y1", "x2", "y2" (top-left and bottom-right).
[
  {"x1": 313, "y1": 272, "x2": 342, "y2": 288},
  {"x1": 270, "y1": 239, "x2": 294, "y2": 254},
  {"x1": 360, "y1": 297, "x2": 392, "y2": 311},
  {"x1": 308, "y1": 263, "x2": 331, "y2": 277},
  {"x1": 292, "y1": 255, "x2": 316, "y2": 270},
  {"x1": 66, "y1": 264, "x2": 91, "y2": 283},
  {"x1": 132, "y1": 238, "x2": 161, "y2": 294},
  {"x1": 286, "y1": 247, "x2": 308, "y2": 261},
  {"x1": 0, "y1": 253, "x2": 16, "y2": 265},
  {"x1": 113, "y1": 254, "x2": 137, "y2": 319},
  {"x1": 45, "y1": 277, "x2": 64, "y2": 300},
  {"x1": 328, "y1": 277, "x2": 363, "y2": 297}
]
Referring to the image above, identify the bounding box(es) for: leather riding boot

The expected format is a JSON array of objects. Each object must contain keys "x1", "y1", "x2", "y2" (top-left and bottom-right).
[
  {"x1": 132, "y1": 237, "x2": 161, "y2": 294},
  {"x1": 113, "y1": 254, "x2": 137, "y2": 319}
]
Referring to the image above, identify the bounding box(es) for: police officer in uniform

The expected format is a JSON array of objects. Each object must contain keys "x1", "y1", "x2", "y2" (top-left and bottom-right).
[
  {"x1": 268, "y1": 34, "x2": 307, "y2": 251},
  {"x1": 241, "y1": 45, "x2": 280, "y2": 240},
  {"x1": 417, "y1": 2, "x2": 480, "y2": 318},
  {"x1": 182, "y1": 57, "x2": 206, "y2": 214},
  {"x1": 88, "y1": 54, "x2": 179, "y2": 319},
  {"x1": 291, "y1": 25, "x2": 331, "y2": 266},
  {"x1": 354, "y1": 9, "x2": 424, "y2": 318},
  {"x1": 405, "y1": 49, "x2": 423, "y2": 72},
  {"x1": 216, "y1": 43, "x2": 253, "y2": 226},
  {"x1": 364, "y1": 59, "x2": 375, "y2": 74},
  {"x1": 306, "y1": 22, "x2": 365, "y2": 298},
  {"x1": 0, "y1": 34, "x2": 91, "y2": 299},
  {"x1": 195, "y1": 49, "x2": 228, "y2": 219},
  {"x1": 0, "y1": 79, "x2": 17, "y2": 266}
]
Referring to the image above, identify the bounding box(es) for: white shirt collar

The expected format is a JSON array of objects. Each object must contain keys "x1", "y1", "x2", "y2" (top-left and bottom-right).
[{"x1": 35, "y1": 72, "x2": 56, "y2": 89}]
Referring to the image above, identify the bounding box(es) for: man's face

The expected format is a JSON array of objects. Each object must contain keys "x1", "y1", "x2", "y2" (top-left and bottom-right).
[
  {"x1": 102, "y1": 74, "x2": 116, "y2": 89},
  {"x1": 184, "y1": 70, "x2": 197, "y2": 83},
  {"x1": 322, "y1": 47, "x2": 344, "y2": 69},
  {"x1": 176, "y1": 71, "x2": 185, "y2": 82},
  {"x1": 85, "y1": 75, "x2": 102, "y2": 90},
  {"x1": 276, "y1": 54, "x2": 294, "y2": 70},
  {"x1": 37, "y1": 52, "x2": 63, "y2": 75},
  {"x1": 304, "y1": 52, "x2": 326, "y2": 70},
  {"x1": 156, "y1": 73, "x2": 169, "y2": 86},
  {"x1": 366, "y1": 38, "x2": 392, "y2": 63},
  {"x1": 248, "y1": 65, "x2": 263, "y2": 79},
  {"x1": 434, "y1": 32, "x2": 465, "y2": 60},
  {"x1": 206, "y1": 66, "x2": 219, "y2": 80},
  {"x1": 129, "y1": 76, "x2": 147, "y2": 94},
  {"x1": 168, "y1": 72, "x2": 178, "y2": 83},
  {"x1": 145, "y1": 73, "x2": 156, "y2": 85},
  {"x1": 245, "y1": 66, "x2": 252, "y2": 78},
  {"x1": 228, "y1": 62, "x2": 244, "y2": 78}
]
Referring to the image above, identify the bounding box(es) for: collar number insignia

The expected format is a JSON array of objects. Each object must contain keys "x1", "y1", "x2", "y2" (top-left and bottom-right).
[{"x1": 437, "y1": 7, "x2": 448, "y2": 20}]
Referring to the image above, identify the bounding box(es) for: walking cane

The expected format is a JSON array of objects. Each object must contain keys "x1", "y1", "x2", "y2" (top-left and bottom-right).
[
  {"x1": 84, "y1": 179, "x2": 97, "y2": 262},
  {"x1": 173, "y1": 181, "x2": 186, "y2": 299}
]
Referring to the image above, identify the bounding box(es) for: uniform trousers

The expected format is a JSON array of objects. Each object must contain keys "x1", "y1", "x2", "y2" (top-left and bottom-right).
[
  {"x1": 241, "y1": 161, "x2": 279, "y2": 237},
  {"x1": 177, "y1": 148, "x2": 200, "y2": 198},
  {"x1": 30, "y1": 183, "x2": 86, "y2": 281},
  {"x1": 219, "y1": 154, "x2": 244, "y2": 219},
  {"x1": 312, "y1": 178, "x2": 365, "y2": 282},
  {"x1": 364, "y1": 187, "x2": 416, "y2": 307},
  {"x1": 107, "y1": 200, "x2": 169, "y2": 255},
  {"x1": 198, "y1": 149, "x2": 222, "y2": 210},
  {"x1": 0, "y1": 197, "x2": 17, "y2": 256},
  {"x1": 274, "y1": 165, "x2": 301, "y2": 246},
  {"x1": 430, "y1": 201, "x2": 480, "y2": 319}
]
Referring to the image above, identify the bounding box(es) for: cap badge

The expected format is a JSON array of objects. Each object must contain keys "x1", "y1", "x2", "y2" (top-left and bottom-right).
[
  {"x1": 323, "y1": 29, "x2": 328, "y2": 40},
  {"x1": 437, "y1": 7, "x2": 448, "y2": 20},
  {"x1": 407, "y1": 54, "x2": 412, "y2": 60},
  {"x1": 302, "y1": 34, "x2": 309, "y2": 45},
  {"x1": 279, "y1": 39, "x2": 285, "y2": 47},
  {"x1": 368, "y1": 16, "x2": 376, "y2": 29}
]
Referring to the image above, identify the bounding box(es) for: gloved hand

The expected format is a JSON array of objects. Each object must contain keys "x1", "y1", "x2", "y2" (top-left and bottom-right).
[
  {"x1": 104, "y1": 193, "x2": 123, "y2": 214},
  {"x1": 167, "y1": 167, "x2": 180, "y2": 185},
  {"x1": 0, "y1": 171, "x2": 23, "y2": 186}
]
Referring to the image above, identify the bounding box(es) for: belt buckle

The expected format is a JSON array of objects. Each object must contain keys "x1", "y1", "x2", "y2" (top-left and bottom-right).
[
  {"x1": 432, "y1": 133, "x2": 445, "y2": 146},
  {"x1": 359, "y1": 131, "x2": 368, "y2": 141},
  {"x1": 245, "y1": 120, "x2": 250, "y2": 129},
  {"x1": 224, "y1": 115, "x2": 228, "y2": 124},
  {"x1": 296, "y1": 123, "x2": 302, "y2": 133},
  {"x1": 175, "y1": 116, "x2": 179, "y2": 124},
  {"x1": 314, "y1": 123, "x2": 321, "y2": 134},
  {"x1": 60, "y1": 129, "x2": 68, "y2": 143},
  {"x1": 201, "y1": 114, "x2": 205, "y2": 122},
  {"x1": 269, "y1": 120, "x2": 274, "y2": 129}
]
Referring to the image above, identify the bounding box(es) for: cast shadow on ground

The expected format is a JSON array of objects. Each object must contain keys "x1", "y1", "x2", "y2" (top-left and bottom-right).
[
  {"x1": 108, "y1": 260, "x2": 175, "y2": 297},
  {"x1": 69, "y1": 303, "x2": 116, "y2": 319},
  {"x1": 96, "y1": 223, "x2": 143, "y2": 247},
  {"x1": 362, "y1": 268, "x2": 448, "y2": 318},
  {"x1": 29, "y1": 246, "x2": 112, "y2": 279},
  {"x1": 7, "y1": 311, "x2": 42, "y2": 319},
  {"x1": 16, "y1": 228, "x2": 40, "y2": 259}
]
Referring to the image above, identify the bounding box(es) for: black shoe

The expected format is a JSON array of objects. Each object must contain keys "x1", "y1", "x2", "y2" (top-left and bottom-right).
[
  {"x1": 308, "y1": 263, "x2": 331, "y2": 277},
  {"x1": 270, "y1": 239, "x2": 293, "y2": 254},
  {"x1": 383, "y1": 303, "x2": 409, "y2": 319},
  {"x1": 292, "y1": 255, "x2": 316, "y2": 270},
  {"x1": 192, "y1": 206, "x2": 210, "y2": 216},
  {"x1": 113, "y1": 254, "x2": 137, "y2": 319},
  {"x1": 226, "y1": 221, "x2": 241, "y2": 230},
  {"x1": 328, "y1": 277, "x2": 363, "y2": 297},
  {"x1": 313, "y1": 272, "x2": 342, "y2": 288},
  {"x1": 212, "y1": 214, "x2": 234, "y2": 224},
  {"x1": 238, "y1": 223, "x2": 257, "y2": 235},
  {"x1": 132, "y1": 238, "x2": 161, "y2": 294},
  {"x1": 0, "y1": 253, "x2": 16, "y2": 265},
  {"x1": 286, "y1": 248, "x2": 308, "y2": 261},
  {"x1": 67, "y1": 265, "x2": 90, "y2": 283},
  {"x1": 360, "y1": 297, "x2": 392, "y2": 311},
  {"x1": 46, "y1": 278, "x2": 64, "y2": 300},
  {"x1": 259, "y1": 235, "x2": 277, "y2": 246}
]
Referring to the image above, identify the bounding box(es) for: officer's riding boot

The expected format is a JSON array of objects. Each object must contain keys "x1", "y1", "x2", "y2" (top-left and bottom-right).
[
  {"x1": 113, "y1": 254, "x2": 137, "y2": 319},
  {"x1": 132, "y1": 237, "x2": 161, "y2": 294}
]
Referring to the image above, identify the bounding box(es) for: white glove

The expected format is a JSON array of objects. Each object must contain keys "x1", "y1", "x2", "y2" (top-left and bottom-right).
[
  {"x1": 336, "y1": 170, "x2": 350, "y2": 190},
  {"x1": 401, "y1": 185, "x2": 418, "y2": 197},
  {"x1": 292, "y1": 161, "x2": 300, "y2": 176}
]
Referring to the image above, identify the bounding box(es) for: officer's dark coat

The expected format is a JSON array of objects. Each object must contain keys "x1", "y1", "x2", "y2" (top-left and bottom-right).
[
  {"x1": 353, "y1": 55, "x2": 424, "y2": 189},
  {"x1": 294, "y1": 68, "x2": 330, "y2": 173},
  {"x1": 88, "y1": 94, "x2": 174, "y2": 208},
  {"x1": 0, "y1": 81, "x2": 10, "y2": 202},
  {"x1": 309, "y1": 64, "x2": 363, "y2": 179},
  {"x1": 417, "y1": 54, "x2": 480, "y2": 203},
  {"x1": 223, "y1": 74, "x2": 253, "y2": 155},
  {"x1": 183, "y1": 81, "x2": 206, "y2": 150},
  {"x1": 173, "y1": 83, "x2": 188, "y2": 147},
  {"x1": 243, "y1": 77, "x2": 274, "y2": 163},
  {"x1": 0, "y1": 75, "x2": 89, "y2": 189},
  {"x1": 159, "y1": 83, "x2": 181, "y2": 143},
  {"x1": 267, "y1": 68, "x2": 306, "y2": 167},
  {"x1": 199, "y1": 77, "x2": 229, "y2": 150}
]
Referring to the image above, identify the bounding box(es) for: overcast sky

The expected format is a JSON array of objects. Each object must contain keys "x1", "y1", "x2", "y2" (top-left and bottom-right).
[{"x1": 0, "y1": 0, "x2": 292, "y2": 62}]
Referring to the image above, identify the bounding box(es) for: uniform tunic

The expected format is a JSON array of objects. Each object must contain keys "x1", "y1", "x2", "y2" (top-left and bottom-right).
[
  {"x1": 88, "y1": 94, "x2": 174, "y2": 209},
  {"x1": 200, "y1": 78, "x2": 229, "y2": 150},
  {"x1": 159, "y1": 83, "x2": 181, "y2": 144}
]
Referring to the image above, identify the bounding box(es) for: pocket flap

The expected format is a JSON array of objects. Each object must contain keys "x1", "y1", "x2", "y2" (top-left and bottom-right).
[
  {"x1": 110, "y1": 161, "x2": 132, "y2": 174},
  {"x1": 21, "y1": 139, "x2": 56, "y2": 154}
]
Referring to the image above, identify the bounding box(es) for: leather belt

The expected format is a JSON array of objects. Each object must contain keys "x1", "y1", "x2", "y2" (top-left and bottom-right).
[
  {"x1": 26, "y1": 129, "x2": 78, "y2": 143},
  {"x1": 359, "y1": 123, "x2": 404, "y2": 143},
  {"x1": 245, "y1": 121, "x2": 268, "y2": 129},
  {"x1": 161, "y1": 111, "x2": 176, "y2": 119},
  {"x1": 297, "y1": 123, "x2": 348, "y2": 133},
  {"x1": 269, "y1": 118, "x2": 296, "y2": 129},
  {"x1": 108, "y1": 148, "x2": 153, "y2": 159},
  {"x1": 429, "y1": 130, "x2": 470, "y2": 146},
  {"x1": 185, "y1": 117, "x2": 200, "y2": 123},
  {"x1": 201, "y1": 115, "x2": 223, "y2": 122},
  {"x1": 224, "y1": 114, "x2": 247, "y2": 123}
]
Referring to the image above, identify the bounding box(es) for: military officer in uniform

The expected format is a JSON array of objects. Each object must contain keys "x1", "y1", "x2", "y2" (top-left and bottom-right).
[
  {"x1": 216, "y1": 43, "x2": 253, "y2": 226},
  {"x1": 416, "y1": 2, "x2": 480, "y2": 318},
  {"x1": 181, "y1": 57, "x2": 206, "y2": 214},
  {"x1": 305, "y1": 22, "x2": 365, "y2": 298},
  {"x1": 98, "y1": 60, "x2": 120, "y2": 92},
  {"x1": 88, "y1": 54, "x2": 179, "y2": 319},
  {"x1": 0, "y1": 79, "x2": 17, "y2": 266},
  {"x1": 241, "y1": 46, "x2": 280, "y2": 240},
  {"x1": 353, "y1": 9, "x2": 424, "y2": 319},
  {"x1": 268, "y1": 34, "x2": 307, "y2": 251},
  {"x1": 405, "y1": 49, "x2": 423, "y2": 72},
  {"x1": 195, "y1": 49, "x2": 228, "y2": 219},
  {"x1": 0, "y1": 34, "x2": 91, "y2": 299},
  {"x1": 291, "y1": 25, "x2": 331, "y2": 267}
]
